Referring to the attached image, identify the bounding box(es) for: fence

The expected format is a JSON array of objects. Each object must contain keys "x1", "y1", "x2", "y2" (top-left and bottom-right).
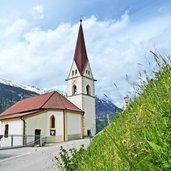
[{"x1": 0, "y1": 135, "x2": 46, "y2": 149}]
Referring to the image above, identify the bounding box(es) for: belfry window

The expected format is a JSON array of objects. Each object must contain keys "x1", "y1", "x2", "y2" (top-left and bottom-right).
[
  {"x1": 4, "y1": 124, "x2": 9, "y2": 138},
  {"x1": 72, "y1": 70, "x2": 74, "y2": 76},
  {"x1": 72, "y1": 84, "x2": 77, "y2": 95},
  {"x1": 86, "y1": 85, "x2": 91, "y2": 95},
  {"x1": 50, "y1": 115, "x2": 55, "y2": 128}
]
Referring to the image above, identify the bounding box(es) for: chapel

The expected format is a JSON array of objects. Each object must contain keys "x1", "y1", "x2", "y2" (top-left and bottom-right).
[{"x1": 0, "y1": 20, "x2": 96, "y2": 147}]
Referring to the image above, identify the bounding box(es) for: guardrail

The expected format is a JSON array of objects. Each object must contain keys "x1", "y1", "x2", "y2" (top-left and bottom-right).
[{"x1": 0, "y1": 135, "x2": 46, "y2": 149}]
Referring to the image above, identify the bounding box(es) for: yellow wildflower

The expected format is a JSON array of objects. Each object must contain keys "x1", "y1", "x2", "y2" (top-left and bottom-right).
[{"x1": 122, "y1": 139, "x2": 127, "y2": 144}]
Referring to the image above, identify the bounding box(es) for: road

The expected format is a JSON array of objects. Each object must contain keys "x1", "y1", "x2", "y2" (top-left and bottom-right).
[{"x1": 0, "y1": 139, "x2": 90, "y2": 171}]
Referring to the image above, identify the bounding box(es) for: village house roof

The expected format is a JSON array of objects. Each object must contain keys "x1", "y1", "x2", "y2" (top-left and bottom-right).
[
  {"x1": 0, "y1": 91, "x2": 83, "y2": 120},
  {"x1": 74, "y1": 20, "x2": 88, "y2": 75}
]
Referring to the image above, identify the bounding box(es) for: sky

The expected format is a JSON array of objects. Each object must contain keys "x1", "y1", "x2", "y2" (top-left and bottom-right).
[{"x1": 0, "y1": 0, "x2": 171, "y2": 107}]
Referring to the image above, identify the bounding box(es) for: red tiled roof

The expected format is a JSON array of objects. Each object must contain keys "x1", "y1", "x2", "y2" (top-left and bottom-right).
[
  {"x1": 0, "y1": 91, "x2": 83, "y2": 119},
  {"x1": 74, "y1": 20, "x2": 88, "y2": 75},
  {"x1": 0, "y1": 111, "x2": 42, "y2": 120}
]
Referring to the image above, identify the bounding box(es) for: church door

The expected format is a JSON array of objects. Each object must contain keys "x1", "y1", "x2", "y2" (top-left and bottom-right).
[{"x1": 35, "y1": 129, "x2": 41, "y2": 145}]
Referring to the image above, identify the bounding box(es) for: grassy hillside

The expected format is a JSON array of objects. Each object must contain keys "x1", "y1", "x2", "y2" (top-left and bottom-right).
[{"x1": 57, "y1": 54, "x2": 171, "y2": 170}]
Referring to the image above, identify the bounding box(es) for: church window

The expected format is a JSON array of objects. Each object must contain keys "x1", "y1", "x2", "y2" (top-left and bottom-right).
[
  {"x1": 86, "y1": 70, "x2": 90, "y2": 75},
  {"x1": 72, "y1": 84, "x2": 77, "y2": 95},
  {"x1": 75, "y1": 69, "x2": 77, "y2": 75},
  {"x1": 86, "y1": 85, "x2": 91, "y2": 95},
  {"x1": 50, "y1": 115, "x2": 55, "y2": 128},
  {"x1": 72, "y1": 70, "x2": 74, "y2": 76},
  {"x1": 4, "y1": 124, "x2": 9, "y2": 138}
]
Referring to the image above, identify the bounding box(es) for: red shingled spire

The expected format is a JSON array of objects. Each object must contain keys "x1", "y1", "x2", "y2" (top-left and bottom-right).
[{"x1": 74, "y1": 20, "x2": 88, "y2": 75}]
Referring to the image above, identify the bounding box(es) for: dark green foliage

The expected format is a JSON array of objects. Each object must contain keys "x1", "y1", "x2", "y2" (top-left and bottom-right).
[
  {"x1": 55, "y1": 145, "x2": 86, "y2": 171},
  {"x1": 0, "y1": 83, "x2": 37, "y2": 112}
]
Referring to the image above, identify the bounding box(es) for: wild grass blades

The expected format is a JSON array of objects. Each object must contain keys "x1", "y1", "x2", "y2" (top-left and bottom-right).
[
  {"x1": 55, "y1": 52, "x2": 171, "y2": 171},
  {"x1": 55, "y1": 145, "x2": 87, "y2": 171}
]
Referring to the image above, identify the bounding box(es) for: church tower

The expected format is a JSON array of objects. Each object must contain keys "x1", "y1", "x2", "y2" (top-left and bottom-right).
[{"x1": 66, "y1": 20, "x2": 96, "y2": 136}]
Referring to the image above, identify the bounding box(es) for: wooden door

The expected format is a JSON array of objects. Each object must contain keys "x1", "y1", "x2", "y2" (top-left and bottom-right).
[{"x1": 35, "y1": 129, "x2": 41, "y2": 145}]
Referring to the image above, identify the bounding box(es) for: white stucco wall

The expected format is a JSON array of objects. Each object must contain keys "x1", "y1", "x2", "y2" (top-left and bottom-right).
[
  {"x1": 67, "y1": 112, "x2": 81, "y2": 135},
  {"x1": 82, "y1": 77, "x2": 95, "y2": 96},
  {"x1": 68, "y1": 95, "x2": 82, "y2": 109},
  {"x1": 83, "y1": 96, "x2": 96, "y2": 136},
  {"x1": 83, "y1": 62, "x2": 94, "y2": 80},
  {"x1": 47, "y1": 110, "x2": 64, "y2": 136},
  {"x1": 67, "y1": 61, "x2": 83, "y2": 97},
  {"x1": 68, "y1": 61, "x2": 81, "y2": 79},
  {"x1": 25, "y1": 110, "x2": 64, "y2": 143},
  {"x1": 0, "y1": 121, "x2": 1, "y2": 135},
  {"x1": 0, "y1": 119, "x2": 23, "y2": 147},
  {"x1": 67, "y1": 60, "x2": 96, "y2": 137},
  {"x1": 25, "y1": 112, "x2": 48, "y2": 136}
]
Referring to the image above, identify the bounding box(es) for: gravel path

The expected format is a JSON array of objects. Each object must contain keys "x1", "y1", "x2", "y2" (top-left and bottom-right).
[{"x1": 0, "y1": 138, "x2": 90, "y2": 171}]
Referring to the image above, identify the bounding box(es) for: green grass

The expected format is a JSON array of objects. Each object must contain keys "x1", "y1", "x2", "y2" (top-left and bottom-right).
[{"x1": 57, "y1": 53, "x2": 171, "y2": 171}]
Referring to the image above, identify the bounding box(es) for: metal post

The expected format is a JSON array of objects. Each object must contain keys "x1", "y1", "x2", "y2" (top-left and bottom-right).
[
  {"x1": 40, "y1": 135, "x2": 42, "y2": 147},
  {"x1": 11, "y1": 135, "x2": 13, "y2": 148}
]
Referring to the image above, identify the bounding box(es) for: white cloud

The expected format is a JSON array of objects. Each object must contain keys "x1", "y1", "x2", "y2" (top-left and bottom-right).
[
  {"x1": 3, "y1": 19, "x2": 28, "y2": 39},
  {"x1": 0, "y1": 11, "x2": 171, "y2": 107},
  {"x1": 32, "y1": 4, "x2": 44, "y2": 19},
  {"x1": 0, "y1": 19, "x2": 8, "y2": 25}
]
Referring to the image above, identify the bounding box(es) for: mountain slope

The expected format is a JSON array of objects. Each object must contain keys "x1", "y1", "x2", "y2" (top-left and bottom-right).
[
  {"x1": 0, "y1": 83, "x2": 38, "y2": 112},
  {"x1": 96, "y1": 95, "x2": 121, "y2": 132}
]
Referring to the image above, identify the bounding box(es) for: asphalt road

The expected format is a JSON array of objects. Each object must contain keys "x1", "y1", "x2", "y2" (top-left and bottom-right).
[{"x1": 0, "y1": 139, "x2": 90, "y2": 171}]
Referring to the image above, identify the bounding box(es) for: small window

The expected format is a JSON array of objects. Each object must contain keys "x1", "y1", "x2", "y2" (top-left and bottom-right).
[
  {"x1": 72, "y1": 70, "x2": 74, "y2": 76},
  {"x1": 88, "y1": 71, "x2": 90, "y2": 75},
  {"x1": 87, "y1": 129, "x2": 91, "y2": 137},
  {"x1": 4, "y1": 124, "x2": 9, "y2": 138},
  {"x1": 75, "y1": 70, "x2": 77, "y2": 75},
  {"x1": 50, "y1": 115, "x2": 55, "y2": 128},
  {"x1": 72, "y1": 84, "x2": 77, "y2": 95},
  {"x1": 86, "y1": 85, "x2": 91, "y2": 95}
]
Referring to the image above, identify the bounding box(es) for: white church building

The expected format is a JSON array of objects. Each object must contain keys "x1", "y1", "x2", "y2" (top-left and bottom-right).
[{"x1": 0, "y1": 20, "x2": 96, "y2": 147}]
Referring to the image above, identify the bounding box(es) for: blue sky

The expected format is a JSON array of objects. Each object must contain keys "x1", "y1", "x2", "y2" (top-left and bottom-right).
[{"x1": 0, "y1": 0, "x2": 171, "y2": 107}]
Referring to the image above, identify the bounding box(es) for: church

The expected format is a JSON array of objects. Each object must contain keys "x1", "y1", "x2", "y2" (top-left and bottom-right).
[{"x1": 0, "y1": 20, "x2": 96, "y2": 147}]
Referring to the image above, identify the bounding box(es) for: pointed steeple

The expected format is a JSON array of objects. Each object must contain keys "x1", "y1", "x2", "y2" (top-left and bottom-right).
[{"x1": 74, "y1": 20, "x2": 88, "y2": 75}]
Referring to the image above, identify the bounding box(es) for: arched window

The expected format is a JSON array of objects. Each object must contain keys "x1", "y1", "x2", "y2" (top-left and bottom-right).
[
  {"x1": 50, "y1": 115, "x2": 55, "y2": 128},
  {"x1": 86, "y1": 85, "x2": 91, "y2": 95},
  {"x1": 72, "y1": 84, "x2": 77, "y2": 95}
]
